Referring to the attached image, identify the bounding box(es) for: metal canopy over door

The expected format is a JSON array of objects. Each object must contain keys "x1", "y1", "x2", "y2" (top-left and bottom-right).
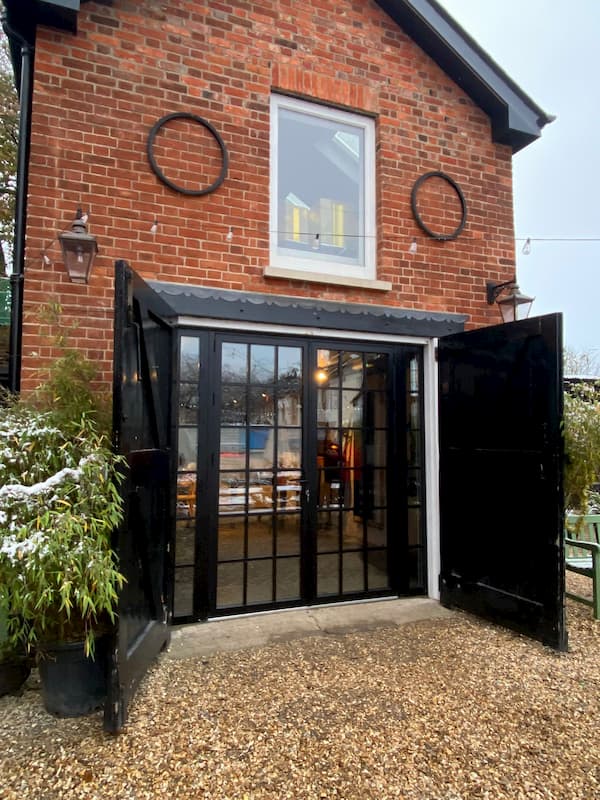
[
  {"x1": 104, "y1": 262, "x2": 173, "y2": 733},
  {"x1": 438, "y1": 313, "x2": 566, "y2": 650}
]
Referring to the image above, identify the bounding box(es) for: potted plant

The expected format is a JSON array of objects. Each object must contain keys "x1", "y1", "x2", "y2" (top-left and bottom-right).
[
  {"x1": 0, "y1": 596, "x2": 31, "y2": 697},
  {"x1": 0, "y1": 403, "x2": 124, "y2": 716}
]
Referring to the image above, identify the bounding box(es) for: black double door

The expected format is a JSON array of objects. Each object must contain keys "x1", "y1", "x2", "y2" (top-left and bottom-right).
[{"x1": 173, "y1": 333, "x2": 426, "y2": 620}]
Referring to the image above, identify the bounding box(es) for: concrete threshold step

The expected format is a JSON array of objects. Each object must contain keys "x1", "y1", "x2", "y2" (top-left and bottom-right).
[{"x1": 167, "y1": 597, "x2": 454, "y2": 660}]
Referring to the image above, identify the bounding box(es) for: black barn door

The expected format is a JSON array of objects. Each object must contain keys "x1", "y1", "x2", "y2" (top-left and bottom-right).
[
  {"x1": 438, "y1": 314, "x2": 566, "y2": 650},
  {"x1": 104, "y1": 261, "x2": 173, "y2": 733}
]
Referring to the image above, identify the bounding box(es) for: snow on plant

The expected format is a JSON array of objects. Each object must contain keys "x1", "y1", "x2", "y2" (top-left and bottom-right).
[{"x1": 0, "y1": 406, "x2": 125, "y2": 657}]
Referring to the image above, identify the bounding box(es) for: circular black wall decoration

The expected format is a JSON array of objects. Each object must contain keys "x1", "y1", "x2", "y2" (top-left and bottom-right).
[
  {"x1": 147, "y1": 112, "x2": 229, "y2": 196},
  {"x1": 410, "y1": 171, "x2": 467, "y2": 241}
]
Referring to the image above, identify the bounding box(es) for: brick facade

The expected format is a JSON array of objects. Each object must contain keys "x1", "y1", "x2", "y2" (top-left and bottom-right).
[{"x1": 21, "y1": 0, "x2": 516, "y2": 390}]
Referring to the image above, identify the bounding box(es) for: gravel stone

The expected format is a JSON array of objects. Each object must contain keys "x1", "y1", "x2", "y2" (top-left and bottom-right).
[{"x1": 1, "y1": 576, "x2": 598, "y2": 799}]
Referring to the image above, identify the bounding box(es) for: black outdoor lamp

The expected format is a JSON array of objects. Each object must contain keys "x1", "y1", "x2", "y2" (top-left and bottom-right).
[
  {"x1": 58, "y1": 209, "x2": 98, "y2": 284},
  {"x1": 486, "y1": 276, "x2": 534, "y2": 323}
]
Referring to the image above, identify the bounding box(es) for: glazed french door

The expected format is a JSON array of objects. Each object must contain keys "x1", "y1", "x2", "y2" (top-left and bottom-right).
[{"x1": 172, "y1": 332, "x2": 426, "y2": 620}]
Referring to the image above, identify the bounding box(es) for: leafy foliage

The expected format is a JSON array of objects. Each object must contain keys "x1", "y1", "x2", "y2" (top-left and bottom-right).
[
  {"x1": 0, "y1": 406, "x2": 124, "y2": 657},
  {"x1": 0, "y1": 36, "x2": 18, "y2": 275},
  {"x1": 26, "y1": 302, "x2": 112, "y2": 435},
  {"x1": 563, "y1": 381, "x2": 600, "y2": 513}
]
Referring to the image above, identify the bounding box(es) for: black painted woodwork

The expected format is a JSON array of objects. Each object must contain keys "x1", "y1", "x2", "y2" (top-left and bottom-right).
[
  {"x1": 104, "y1": 262, "x2": 174, "y2": 733},
  {"x1": 438, "y1": 313, "x2": 566, "y2": 650}
]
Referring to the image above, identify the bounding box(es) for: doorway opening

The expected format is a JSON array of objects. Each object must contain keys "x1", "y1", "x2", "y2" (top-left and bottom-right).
[{"x1": 172, "y1": 332, "x2": 426, "y2": 621}]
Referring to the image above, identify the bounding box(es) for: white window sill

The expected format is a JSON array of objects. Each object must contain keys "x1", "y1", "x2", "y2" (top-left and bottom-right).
[{"x1": 264, "y1": 266, "x2": 392, "y2": 292}]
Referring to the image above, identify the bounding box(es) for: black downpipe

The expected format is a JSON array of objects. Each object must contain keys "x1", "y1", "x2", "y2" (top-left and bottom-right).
[{"x1": 2, "y1": 17, "x2": 34, "y2": 393}]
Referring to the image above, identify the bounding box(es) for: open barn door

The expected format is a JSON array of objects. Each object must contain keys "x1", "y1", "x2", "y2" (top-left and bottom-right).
[
  {"x1": 438, "y1": 314, "x2": 566, "y2": 650},
  {"x1": 104, "y1": 261, "x2": 174, "y2": 732}
]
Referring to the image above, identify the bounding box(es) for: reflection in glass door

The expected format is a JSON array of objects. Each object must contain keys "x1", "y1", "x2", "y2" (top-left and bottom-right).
[
  {"x1": 216, "y1": 341, "x2": 303, "y2": 609},
  {"x1": 315, "y1": 349, "x2": 390, "y2": 597},
  {"x1": 171, "y1": 332, "x2": 426, "y2": 621}
]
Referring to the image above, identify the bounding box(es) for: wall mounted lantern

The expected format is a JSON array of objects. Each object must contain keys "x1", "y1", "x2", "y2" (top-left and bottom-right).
[
  {"x1": 486, "y1": 277, "x2": 534, "y2": 323},
  {"x1": 58, "y1": 210, "x2": 98, "y2": 284}
]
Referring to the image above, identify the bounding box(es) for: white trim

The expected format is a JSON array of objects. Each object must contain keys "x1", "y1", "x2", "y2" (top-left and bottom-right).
[
  {"x1": 176, "y1": 316, "x2": 431, "y2": 345},
  {"x1": 263, "y1": 265, "x2": 391, "y2": 291},
  {"x1": 423, "y1": 339, "x2": 441, "y2": 600},
  {"x1": 270, "y1": 94, "x2": 376, "y2": 281}
]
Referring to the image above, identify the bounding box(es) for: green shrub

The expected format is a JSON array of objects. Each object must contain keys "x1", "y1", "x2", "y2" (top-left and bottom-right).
[
  {"x1": 0, "y1": 407, "x2": 124, "y2": 657},
  {"x1": 563, "y1": 382, "x2": 600, "y2": 513}
]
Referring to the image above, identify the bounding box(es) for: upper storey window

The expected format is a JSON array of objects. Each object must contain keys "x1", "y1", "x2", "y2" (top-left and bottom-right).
[{"x1": 270, "y1": 95, "x2": 376, "y2": 281}]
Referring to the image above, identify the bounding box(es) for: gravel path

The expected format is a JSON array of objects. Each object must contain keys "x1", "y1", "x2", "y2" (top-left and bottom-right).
[{"x1": 1, "y1": 579, "x2": 598, "y2": 800}]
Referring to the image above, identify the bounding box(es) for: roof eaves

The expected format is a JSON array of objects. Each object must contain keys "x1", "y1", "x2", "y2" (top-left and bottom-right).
[{"x1": 375, "y1": 0, "x2": 554, "y2": 153}]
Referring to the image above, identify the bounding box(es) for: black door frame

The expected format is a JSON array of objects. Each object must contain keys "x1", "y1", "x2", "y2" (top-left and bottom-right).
[{"x1": 172, "y1": 327, "x2": 428, "y2": 621}]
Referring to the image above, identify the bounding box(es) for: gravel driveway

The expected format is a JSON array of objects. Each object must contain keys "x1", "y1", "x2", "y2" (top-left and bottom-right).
[{"x1": 1, "y1": 579, "x2": 598, "y2": 800}]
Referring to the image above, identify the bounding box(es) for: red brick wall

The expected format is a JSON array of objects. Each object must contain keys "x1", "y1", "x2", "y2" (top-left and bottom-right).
[{"x1": 21, "y1": 0, "x2": 516, "y2": 391}]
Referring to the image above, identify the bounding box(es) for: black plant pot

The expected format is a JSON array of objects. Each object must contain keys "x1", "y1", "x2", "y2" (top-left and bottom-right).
[
  {"x1": 0, "y1": 658, "x2": 31, "y2": 697},
  {"x1": 38, "y1": 640, "x2": 107, "y2": 717}
]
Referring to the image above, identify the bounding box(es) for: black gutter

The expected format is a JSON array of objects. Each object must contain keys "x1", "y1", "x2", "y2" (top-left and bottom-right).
[{"x1": 2, "y1": 15, "x2": 34, "y2": 393}]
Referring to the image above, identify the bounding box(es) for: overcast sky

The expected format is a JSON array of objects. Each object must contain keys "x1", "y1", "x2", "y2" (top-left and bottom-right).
[{"x1": 437, "y1": 0, "x2": 599, "y2": 361}]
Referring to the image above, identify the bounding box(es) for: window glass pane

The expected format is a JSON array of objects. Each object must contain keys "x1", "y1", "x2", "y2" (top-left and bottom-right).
[
  {"x1": 175, "y1": 520, "x2": 195, "y2": 566},
  {"x1": 278, "y1": 348, "x2": 302, "y2": 425},
  {"x1": 179, "y1": 383, "x2": 199, "y2": 425},
  {"x1": 317, "y1": 553, "x2": 339, "y2": 596},
  {"x1": 278, "y1": 347, "x2": 302, "y2": 380},
  {"x1": 178, "y1": 428, "x2": 197, "y2": 469},
  {"x1": 277, "y1": 106, "x2": 364, "y2": 266},
  {"x1": 342, "y1": 390, "x2": 362, "y2": 427},
  {"x1": 176, "y1": 473, "x2": 196, "y2": 519},
  {"x1": 276, "y1": 470, "x2": 302, "y2": 511},
  {"x1": 276, "y1": 515, "x2": 300, "y2": 556},
  {"x1": 277, "y1": 429, "x2": 301, "y2": 470},
  {"x1": 247, "y1": 560, "x2": 273, "y2": 604},
  {"x1": 249, "y1": 429, "x2": 274, "y2": 469},
  {"x1": 317, "y1": 389, "x2": 339, "y2": 427},
  {"x1": 248, "y1": 387, "x2": 274, "y2": 426},
  {"x1": 342, "y1": 511, "x2": 363, "y2": 550},
  {"x1": 372, "y1": 468, "x2": 387, "y2": 508},
  {"x1": 366, "y1": 516, "x2": 386, "y2": 548},
  {"x1": 317, "y1": 511, "x2": 340, "y2": 553},
  {"x1": 220, "y1": 428, "x2": 246, "y2": 470},
  {"x1": 217, "y1": 562, "x2": 244, "y2": 608},
  {"x1": 218, "y1": 516, "x2": 245, "y2": 560},
  {"x1": 367, "y1": 551, "x2": 389, "y2": 590},
  {"x1": 180, "y1": 337, "x2": 199, "y2": 382},
  {"x1": 277, "y1": 387, "x2": 302, "y2": 426},
  {"x1": 250, "y1": 345, "x2": 275, "y2": 383},
  {"x1": 365, "y1": 353, "x2": 387, "y2": 390},
  {"x1": 219, "y1": 472, "x2": 246, "y2": 514},
  {"x1": 341, "y1": 352, "x2": 362, "y2": 388},
  {"x1": 249, "y1": 470, "x2": 273, "y2": 513},
  {"x1": 221, "y1": 385, "x2": 246, "y2": 424},
  {"x1": 173, "y1": 567, "x2": 194, "y2": 617},
  {"x1": 316, "y1": 349, "x2": 339, "y2": 387},
  {"x1": 276, "y1": 557, "x2": 300, "y2": 601},
  {"x1": 222, "y1": 343, "x2": 247, "y2": 383},
  {"x1": 342, "y1": 552, "x2": 364, "y2": 593},
  {"x1": 247, "y1": 516, "x2": 273, "y2": 558},
  {"x1": 364, "y1": 429, "x2": 387, "y2": 468}
]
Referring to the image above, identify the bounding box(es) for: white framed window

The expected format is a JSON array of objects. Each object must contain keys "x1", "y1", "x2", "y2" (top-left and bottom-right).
[{"x1": 269, "y1": 94, "x2": 376, "y2": 281}]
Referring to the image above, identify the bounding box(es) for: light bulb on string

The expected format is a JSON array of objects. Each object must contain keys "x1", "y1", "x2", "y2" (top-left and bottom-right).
[{"x1": 522, "y1": 238, "x2": 531, "y2": 255}]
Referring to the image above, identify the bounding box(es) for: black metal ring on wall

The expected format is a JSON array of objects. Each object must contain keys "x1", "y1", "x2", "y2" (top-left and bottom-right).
[
  {"x1": 410, "y1": 171, "x2": 467, "y2": 241},
  {"x1": 147, "y1": 112, "x2": 229, "y2": 196}
]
